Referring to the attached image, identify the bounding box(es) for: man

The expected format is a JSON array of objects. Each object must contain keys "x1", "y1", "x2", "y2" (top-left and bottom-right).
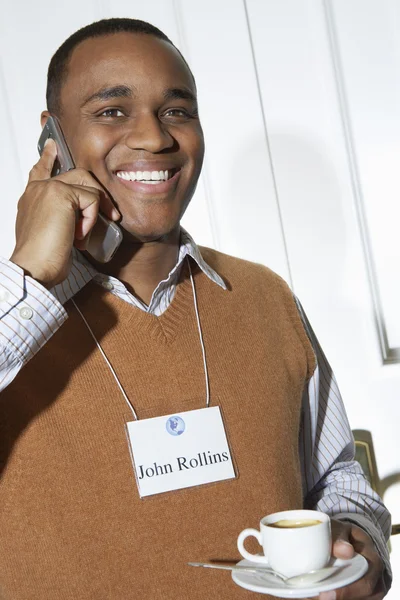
[{"x1": 0, "y1": 18, "x2": 391, "y2": 600}]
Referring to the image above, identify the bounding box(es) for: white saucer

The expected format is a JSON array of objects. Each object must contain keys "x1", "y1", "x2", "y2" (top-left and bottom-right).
[{"x1": 232, "y1": 554, "x2": 368, "y2": 598}]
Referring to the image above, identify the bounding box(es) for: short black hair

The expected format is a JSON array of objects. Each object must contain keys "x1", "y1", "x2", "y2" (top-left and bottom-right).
[{"x1": 46, "y1": 17, "x2": 194, "y2": 115}]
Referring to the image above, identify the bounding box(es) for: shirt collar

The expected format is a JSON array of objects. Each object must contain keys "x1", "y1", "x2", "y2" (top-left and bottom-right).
[
  {"x1": 50, "y1": 228, "x2": 227, "y2": 306},
  {"x1": 171, "y1": 229, "x2": 226, "y2": 290}
]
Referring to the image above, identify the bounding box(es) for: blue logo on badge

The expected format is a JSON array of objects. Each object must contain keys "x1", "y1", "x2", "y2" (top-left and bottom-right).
[{"x1": 166, "y1": 416, "x2": 185, "y2": 436}]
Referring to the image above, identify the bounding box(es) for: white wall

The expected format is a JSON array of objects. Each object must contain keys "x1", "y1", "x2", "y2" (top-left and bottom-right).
[{"x1": 1, "y1": 0, "x2": 399, "y2": 594}]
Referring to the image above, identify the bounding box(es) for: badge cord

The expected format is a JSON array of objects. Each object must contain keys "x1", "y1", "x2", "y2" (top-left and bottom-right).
[{"x1": 71, "y1": 258, "x2": 210, "y2": 420}]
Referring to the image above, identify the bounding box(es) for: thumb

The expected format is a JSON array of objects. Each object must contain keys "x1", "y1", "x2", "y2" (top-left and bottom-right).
[
  {"x1": 29, "y1": 138, "x2": 57, "y2": 182},
  {"x1": 331, "y1": 520, "x2": 355, "y2": 560}
]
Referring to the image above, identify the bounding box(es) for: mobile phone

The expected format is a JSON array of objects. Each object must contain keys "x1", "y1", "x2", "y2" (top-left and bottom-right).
[{"x1": 37, "y1": 116, "x2": 122, "y2": 263}]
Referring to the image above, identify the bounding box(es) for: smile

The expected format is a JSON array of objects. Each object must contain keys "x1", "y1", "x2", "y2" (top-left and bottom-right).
[
  {"x1": 114, "y1": 167, "x2": 182, "y2": 193},
  {"x1": 116, "y1": 169, "x2": 178, "y2": 184}
]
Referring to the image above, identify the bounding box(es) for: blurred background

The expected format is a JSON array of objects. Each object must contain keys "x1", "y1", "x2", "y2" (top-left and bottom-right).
[{"x1": 0, "y1": 0, "x2": 399, "y2": 594}]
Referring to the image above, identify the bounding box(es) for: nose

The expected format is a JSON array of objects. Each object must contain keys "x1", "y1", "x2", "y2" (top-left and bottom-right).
[{"x1": 124, "y1": 112, "x2": 174, "y2": 153}]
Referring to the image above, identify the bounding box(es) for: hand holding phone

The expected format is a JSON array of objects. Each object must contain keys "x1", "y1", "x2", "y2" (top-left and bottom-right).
[
  {"x1": 37, "y1": 117, "x2": 122, "y2": 263},
  {"x1": 10, "y1": 123, "x2": 121, "y2": 288}
]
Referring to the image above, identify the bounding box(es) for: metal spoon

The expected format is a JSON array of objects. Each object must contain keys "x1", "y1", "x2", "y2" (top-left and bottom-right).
[
  {"x1": 188, "y1": 561, "x2": 285, "y2": 579},
  {"x1": 277, "y1": 565, "x2": 346, "y2": 587},
  {"x1": 188, "y1": 562, "x2": 345, "y2": 587}
]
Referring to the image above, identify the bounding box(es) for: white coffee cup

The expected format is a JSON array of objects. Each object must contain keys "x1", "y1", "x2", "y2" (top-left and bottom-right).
[{"x1": 237, "y1": 509, "x2": 331, "y2": 578}]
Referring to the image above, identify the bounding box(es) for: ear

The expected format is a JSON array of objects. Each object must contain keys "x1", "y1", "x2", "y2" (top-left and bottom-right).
[{"x1": 40, "y1": 110, "x2": 51, "y2": 128}]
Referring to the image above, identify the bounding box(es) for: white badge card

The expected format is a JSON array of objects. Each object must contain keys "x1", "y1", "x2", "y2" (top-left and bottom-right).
[{"x1": 126, "y1": 406, "x2": 235, "y2": 498}]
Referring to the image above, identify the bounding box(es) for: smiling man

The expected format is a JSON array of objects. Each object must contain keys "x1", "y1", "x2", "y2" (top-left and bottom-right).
[{"x1": 0, "y1": 18, "x2": 392, "y2": 600}]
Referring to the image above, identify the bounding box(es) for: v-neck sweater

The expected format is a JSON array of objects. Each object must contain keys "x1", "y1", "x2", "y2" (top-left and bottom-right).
[{"x1": 0, "y1": 248, "x2": 316, "y2": 600}]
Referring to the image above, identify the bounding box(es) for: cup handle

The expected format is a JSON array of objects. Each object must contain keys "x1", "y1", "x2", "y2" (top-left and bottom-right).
[{"x1": 237, "y1": 528, "x2": 269, "y2": 564}]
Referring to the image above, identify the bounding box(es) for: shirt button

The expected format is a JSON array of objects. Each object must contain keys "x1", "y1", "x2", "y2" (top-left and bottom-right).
[
  {"x1": 101, "y1": 281, "x2": 114, "y2": 291},
  {"x1": 19, "y1": 307, "x2": 33, "y2": 320}
]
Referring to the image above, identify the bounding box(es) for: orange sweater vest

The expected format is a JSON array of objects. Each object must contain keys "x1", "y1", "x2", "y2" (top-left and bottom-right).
[{"x1": 0, "y1": 249, "x2": 316, "y2": 599}]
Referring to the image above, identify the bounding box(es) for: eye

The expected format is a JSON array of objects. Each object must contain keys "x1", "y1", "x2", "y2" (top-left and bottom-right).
[
  {"x1": 162, "y1": 108, "x2": 195, "y2": 120},
  {"x1": 99, "y1": 108, "x2": 125, "y2": 118},
  {"x1": 164, "y1": 109, "x2": 188, "y2": 117}
]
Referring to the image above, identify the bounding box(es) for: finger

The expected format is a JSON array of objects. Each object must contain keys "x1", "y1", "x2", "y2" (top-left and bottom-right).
[
  {"x1": 28, "y1": 138, "x2": 57, "y2": 182},
  {"x1": 319, "y1": 569, "x2": 384, "y2": 600},
  {"x1": 332, "y1": 558, "x2": 381, "y2": 599},
  {"x1": 70, "y1": 184, "x2": 121, "y2": 233},
  {"x1": 74, "y1": 200, "x2": 95, "y2": 242},
  {"x1": 71, "y1": 189, "x2": 102, "y2": 240},
  {"x1": 66, "y1": 183, "x2": 108, "y2": 198},
  {"x1": 57, "y1": 169, "x2": 120, "y2": 221},
  {"x1": 320, "y1": 528, "x2": 383, "y2": 599},
  {"x1": 49, "y1": 181, "x2": 101, "y2": 240},
  {"x1": 331, "y1": 521, "x2": 355, "y2": 560},
  {"x1": 73, "y1": 237, "x2": 87, "y2": 251}
]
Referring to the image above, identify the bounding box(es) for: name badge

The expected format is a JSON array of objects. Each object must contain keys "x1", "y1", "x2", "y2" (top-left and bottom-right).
[{"x1": 126, "y1": 406, "x2": 235, "y2": 498}]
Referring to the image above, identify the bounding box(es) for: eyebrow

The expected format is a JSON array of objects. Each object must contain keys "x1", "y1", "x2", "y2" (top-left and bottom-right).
[
  {"x1": 81, "y1": 84, "x2": 197, "y2": 108},
  {"x1": 81, "y1": 85, "x2": 133, "y2": 107},
  {"x1": 163, "y1": 87, "x2": 197, "y2": 103}
]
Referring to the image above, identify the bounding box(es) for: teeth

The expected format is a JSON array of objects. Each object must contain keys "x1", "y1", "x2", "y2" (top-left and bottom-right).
[{"x1": 117, "y1": 169, "x2": 174, "y2": 182}]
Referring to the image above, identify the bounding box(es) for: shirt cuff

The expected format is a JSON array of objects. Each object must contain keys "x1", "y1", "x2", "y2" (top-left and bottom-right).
[
  {"x1": 335, "y1": 512, "x2": 392, "y2": 592},
  {"x1": 0, "y1": 258, "x2": 68, "y2": 364}
]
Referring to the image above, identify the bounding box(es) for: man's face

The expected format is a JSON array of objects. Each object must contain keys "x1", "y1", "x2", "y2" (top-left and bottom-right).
[{"x1": 53, "y1": 33, "x2": 204, "y2": 242}]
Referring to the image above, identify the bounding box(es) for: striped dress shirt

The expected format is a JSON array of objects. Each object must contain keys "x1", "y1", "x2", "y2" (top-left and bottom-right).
[{"x1": 0, "y1": 229, "x2": 391, "y2": 586}]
